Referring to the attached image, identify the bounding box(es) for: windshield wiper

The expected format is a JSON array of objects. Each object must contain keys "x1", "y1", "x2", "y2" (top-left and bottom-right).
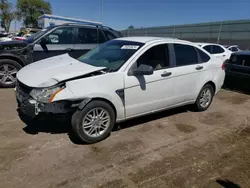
[{"x1": 103, "y1": 67, "x2": 115, "y2": 73}]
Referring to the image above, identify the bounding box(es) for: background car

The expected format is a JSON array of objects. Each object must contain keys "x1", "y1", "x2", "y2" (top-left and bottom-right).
[
  {"x1": 196, "y1": 43, "x2": 232, "y2": 62},
  {"x1": 225, "y1": 51, "x2": 250, "y2": 77},
  {"x1": 224, "y1": 45, "x2": 241, "y2": 52},
  {"x1": 0, "y1": 23, "x2": 122, "y2": 88},
  {"x1": 13, "y1": 28, "x2": 41, "y2": 41},
  {"x1": 15, "y1": 37, "x2": 225, "y2": 143}
]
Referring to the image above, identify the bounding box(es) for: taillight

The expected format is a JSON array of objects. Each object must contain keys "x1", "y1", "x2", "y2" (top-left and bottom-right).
[{"x1": 221, "y1": 62, "x2": 226, "y2": 70}]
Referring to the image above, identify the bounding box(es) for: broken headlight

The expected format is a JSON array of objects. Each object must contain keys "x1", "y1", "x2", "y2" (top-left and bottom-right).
[{"x1": 30, "y1": 86, "x2": 64, "y2": 103}]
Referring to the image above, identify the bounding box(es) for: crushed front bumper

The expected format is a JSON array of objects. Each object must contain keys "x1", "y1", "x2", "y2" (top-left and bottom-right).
[{"x1": 15, "y1": 85, "x2": 73, "y2": 118}]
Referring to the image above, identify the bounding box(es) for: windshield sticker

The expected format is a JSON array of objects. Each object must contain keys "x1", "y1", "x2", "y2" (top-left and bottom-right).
[{"x1": 121, "y1": 45, "x2": 139, "y2": 50}]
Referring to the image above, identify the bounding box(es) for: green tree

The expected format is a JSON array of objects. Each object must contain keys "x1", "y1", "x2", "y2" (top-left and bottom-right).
[
  {"x1": 0, "y1": 0, "x2": 16, "y2": 32},
  {"x1": 16, "y1": 0, "x2": 52, "y2": 28}
]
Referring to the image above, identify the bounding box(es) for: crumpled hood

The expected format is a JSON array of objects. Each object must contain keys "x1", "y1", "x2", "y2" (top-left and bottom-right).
[{"x1": 17, "y1": 54, "x2": 105, "y2": 88}]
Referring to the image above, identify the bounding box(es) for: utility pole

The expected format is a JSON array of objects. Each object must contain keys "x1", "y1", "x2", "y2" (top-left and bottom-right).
[
  {"x1": 101, "y1": 0, "x2": 103, "y2": 24},
  {"x1": 217, "y1": 21, "x2": 223, "y2": 44}
]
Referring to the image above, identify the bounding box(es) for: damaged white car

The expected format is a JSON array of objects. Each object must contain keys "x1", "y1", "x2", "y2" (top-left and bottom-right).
[{"x1": 15, "y1": 37, "x2": 225, "y2": 143}]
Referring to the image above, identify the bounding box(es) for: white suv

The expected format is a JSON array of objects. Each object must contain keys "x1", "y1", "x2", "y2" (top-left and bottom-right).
[{"x1": 16, "y1": 37, "x2": 225, "y2": 143}]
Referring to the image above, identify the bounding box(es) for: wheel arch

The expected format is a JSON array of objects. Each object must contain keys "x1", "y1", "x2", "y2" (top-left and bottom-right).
[
  {"x1": 78, "y1": 97, "x2": 117, "y2": 120},
  {"x1": 204, "y1": 81, "x2": 216, "y2": 94},
  {"x1": 0, "y1": 55, "x2": 25, "y2": 67}
]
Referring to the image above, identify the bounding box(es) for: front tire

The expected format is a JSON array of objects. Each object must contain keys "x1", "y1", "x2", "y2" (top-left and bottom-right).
[
  {"x1": 72, "y1": 100, "x2": 115, "y2": 144},
  {"x1": 0, "y1": 59, "x2": 22, "y2": 88},
  {"x1": 193, "y1": 84, "x2": 214, "y2": 111}
]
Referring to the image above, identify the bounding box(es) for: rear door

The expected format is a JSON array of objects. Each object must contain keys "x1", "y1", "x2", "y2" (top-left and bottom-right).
[
  {"x1": 211, "y1": 45, "x2": 226, "y2": 58},
  {"x1": 170, "y1": 43, "x2": 207, "y2": 103},
  {"x1": 70, "y1": 27, "x2": 106, "y2": 59},
  {"x1": 33, "y1": 26, "x2": 75, "y2": 62},
  {"x1": 212, "y1": 45, "x2": 232, "y2": 61}
]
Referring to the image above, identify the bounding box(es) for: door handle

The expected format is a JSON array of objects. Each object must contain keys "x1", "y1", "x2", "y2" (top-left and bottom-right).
[
  {"x1": 222, "y1": 55, "x2": 226, "y2": 57},
  {"x1": 161, "y1": 71, "x2": 172, "y2": 77},
  {"x1": 196, "y1": 65, "x2": 203, "y2": 70}
]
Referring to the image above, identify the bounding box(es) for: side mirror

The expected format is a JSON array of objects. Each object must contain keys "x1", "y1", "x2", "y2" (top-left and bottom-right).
[
  {"x1": 39, "y1": 37, "x2": 48, "y2": 52},
  {"x1": 40, "y1": 37, "x2": 49, "y2": 44},
  {"x1": 131, "y1": 64, "x2": 154, "y2": 76}
]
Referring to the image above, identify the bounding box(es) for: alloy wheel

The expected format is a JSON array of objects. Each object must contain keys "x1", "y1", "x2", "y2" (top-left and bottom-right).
[
  {"x1": 0, "y1": 64, "x2": 17, "y2": 85},
  {"x1": 199, "y1": 88, "x2": 212, "y2": 108},
  {"x1": 82, "y1": 107, "x2": 111, "y2": 138}
]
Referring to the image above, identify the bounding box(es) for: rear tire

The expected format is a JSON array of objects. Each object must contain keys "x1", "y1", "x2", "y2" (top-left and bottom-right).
[
  {"x1": 72, "y1": 100, "x2": 115, "y2": 144},
  {"x1": 193, "y1": 84, "x2": 214, "y2": 111},
  {"x1": 0, "y1": 59, "x2": 22, "y2": 88}
]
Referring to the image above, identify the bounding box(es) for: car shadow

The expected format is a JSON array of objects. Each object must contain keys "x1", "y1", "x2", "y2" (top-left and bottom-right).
[
  {"x1": 21, "y1": 105, "x2": 189, "y2": 144},
  {"x1": 114, "y1": 106, "x2": 189, "y2": 131},
  {"x1": 216, "y1": 179, "x2": 241, "y2": 188},
  {"x1": 223, "y1": 74, "x2": 250, "y2": 95}
]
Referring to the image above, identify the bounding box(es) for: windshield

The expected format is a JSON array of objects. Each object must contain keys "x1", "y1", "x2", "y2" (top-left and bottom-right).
[
  {"x1": 78, "y1": 40, "x2": 144, "y2": 71},
  {"x1": 26, "y1": 26, "x2": 54, "y2": 43}
]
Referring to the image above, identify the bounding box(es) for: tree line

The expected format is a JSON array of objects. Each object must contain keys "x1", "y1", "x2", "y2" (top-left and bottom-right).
[{"x1": 0, "y1": 0, "x2": 52, "y2": 32}]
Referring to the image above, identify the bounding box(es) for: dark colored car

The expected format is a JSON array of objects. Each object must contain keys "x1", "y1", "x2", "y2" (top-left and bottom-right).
[
  {"x1": 225, "y1": 51, "x2": 250, "y2": 77},
  {"x1": 0, "y1": 23, "x2": 122, "y2": 88}
]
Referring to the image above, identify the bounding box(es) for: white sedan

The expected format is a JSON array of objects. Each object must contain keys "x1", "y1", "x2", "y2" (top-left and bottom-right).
[
  {"x1": 196, "y1": 43, "x2": 232, "y2": 62},
  {"x1": 16, "y1": 37, "x2": 225, "y2": 143},
  {"x1": 225, "y1": 45, "x2": 241, "y2": 52}
]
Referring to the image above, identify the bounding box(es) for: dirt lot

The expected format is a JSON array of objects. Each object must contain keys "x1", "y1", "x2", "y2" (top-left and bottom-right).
[{"x1": 1, "y1": 87, "x2": 250, "y2": 188}]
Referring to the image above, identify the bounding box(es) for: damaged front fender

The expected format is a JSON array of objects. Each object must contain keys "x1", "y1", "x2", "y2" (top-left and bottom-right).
[{"x1": 77, "y1": 98, "x2": 92, "y2": 110}]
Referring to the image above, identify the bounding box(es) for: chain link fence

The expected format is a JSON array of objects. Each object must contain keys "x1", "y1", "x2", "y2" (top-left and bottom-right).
[{"x1": 121, "y1": 19, "x2": 250, "y2": 50}]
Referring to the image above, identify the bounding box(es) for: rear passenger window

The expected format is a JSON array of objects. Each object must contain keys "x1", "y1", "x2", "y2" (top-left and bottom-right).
[
  {"x1": 174, "y1": 44, "x2": 198, "y2": 66},
  {"x1": 212, "y1": 45, "x2": 225, "y2": 54},
  {"x1": 103, "y1": 30, "x2": 116, "y2": 40},
  {"x1": 197, "y1": 49, "x2": 210, "y2": 62},
  {"x1": 232, "y1": 47, "x2": 238, "y2": 52},
  {"x1": 203, "y1": 45, "x2": 212, "y2": 53},
  {"x1": 77, "y1": 28, "x2": 105, "y2": 44}
]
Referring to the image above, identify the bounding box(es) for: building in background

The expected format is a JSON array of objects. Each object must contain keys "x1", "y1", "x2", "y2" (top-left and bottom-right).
[
  {"x1": 37, "y1": 14, "x2": 102, "y2": 28},
  {"x1": 121, "y1": 19, "x2": 250, "y2": 49}
]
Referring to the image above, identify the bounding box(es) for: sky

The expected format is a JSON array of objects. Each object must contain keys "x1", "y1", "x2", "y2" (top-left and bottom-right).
[{"x1": 8, "y1": 0, "x2": 250, "y2": 31}]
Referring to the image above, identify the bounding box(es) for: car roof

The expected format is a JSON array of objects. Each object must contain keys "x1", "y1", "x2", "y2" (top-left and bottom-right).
[
  {"x1": 196, "y1": 42, "x2": 223, "y2": 47},
  {"x1": 227, "y1": 45, "x2": 238, "y2": 47},
  {"x1": 114, "y1": 36, "x2": 187, "y2": 44}
]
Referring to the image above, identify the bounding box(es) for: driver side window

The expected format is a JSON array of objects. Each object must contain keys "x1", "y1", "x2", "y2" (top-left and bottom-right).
[
  {"x1": 45, "y1": 27, "x2": 74, "y2": 44},
  {"x1": 136, "y1": 44, "x2": 169, "y2": 70}
]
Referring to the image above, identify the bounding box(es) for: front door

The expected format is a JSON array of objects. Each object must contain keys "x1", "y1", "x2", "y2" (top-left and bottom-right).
[
  {"x1": 124, "y1": 44, "x2": 175, "y2": 118},
  {"x1": 33, "y1": 27, "x2": 75, "y2": 62}
]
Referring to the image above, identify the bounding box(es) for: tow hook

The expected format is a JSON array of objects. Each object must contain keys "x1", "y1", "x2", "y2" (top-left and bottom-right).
[
  {"x1": 29, "y1": 99, "x2": 40, "y2": 115},
  {"x1": 34, "y1": 102, "x2": 39, "y2": 115}
]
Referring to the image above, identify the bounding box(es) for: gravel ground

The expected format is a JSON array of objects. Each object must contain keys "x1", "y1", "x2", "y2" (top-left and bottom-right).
[{"x1": 0, "y1": 87, "x2": 250, "y2": 188}]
